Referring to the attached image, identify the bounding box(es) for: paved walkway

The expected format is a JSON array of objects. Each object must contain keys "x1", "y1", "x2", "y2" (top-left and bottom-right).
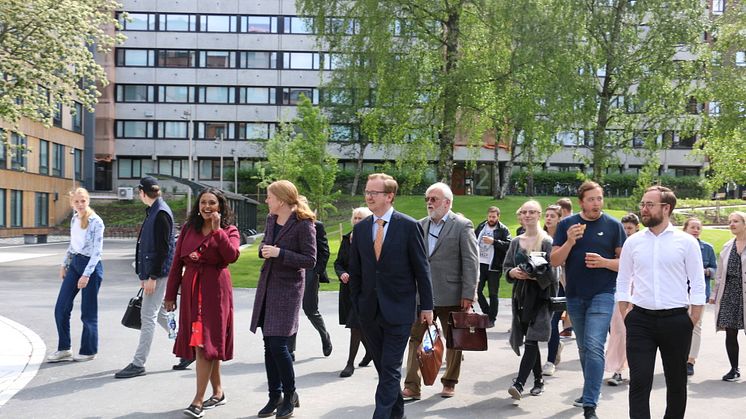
[
  {"x1": 1, "y1": 240, "x2": 746, "y2": 418},
  {"x1": 0, "y1": 316, "x2": 45, "y2": 407}
]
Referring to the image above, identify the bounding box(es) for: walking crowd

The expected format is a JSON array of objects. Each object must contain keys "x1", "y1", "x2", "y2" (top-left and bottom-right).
[{"x1": 44, "y1": 174, "x2": 746, "y2": 419}]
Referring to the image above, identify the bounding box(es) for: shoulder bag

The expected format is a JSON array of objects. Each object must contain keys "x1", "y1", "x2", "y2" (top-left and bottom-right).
[{"x1": 121, "y1": 288, "x2": 143, "y2": 330}]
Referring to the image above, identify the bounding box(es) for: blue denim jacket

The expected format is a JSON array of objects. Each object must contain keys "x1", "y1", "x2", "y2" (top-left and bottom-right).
[
  {"x1": 62, "y1": 213, "x2": 105, "y2": 277},
  {"x1": 700, "y1": 239, "x2": 717, "y2": 299}
]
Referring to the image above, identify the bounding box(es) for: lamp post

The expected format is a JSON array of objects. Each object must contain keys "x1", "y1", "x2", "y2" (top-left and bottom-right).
[
  {"x1": 70, "y1": 148, "x2": 76, "y2": 190},
  {"x1": 215, "y1": 133, "x2": 224, "y2": 190},
  {"x1": 231, "y1": 149, "x2": 238, "y2": 193},
  {"x1": 180, "y1": 111, "x2": 194, "y2": 215}
]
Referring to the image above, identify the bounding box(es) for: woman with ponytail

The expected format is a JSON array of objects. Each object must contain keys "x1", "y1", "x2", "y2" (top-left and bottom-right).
[
  {"x1": 47, "y1": 188, "x2": 105, "y2": 363},
  {"x1": 250, "y1": 180, "x2": 317, "y2": 419}
]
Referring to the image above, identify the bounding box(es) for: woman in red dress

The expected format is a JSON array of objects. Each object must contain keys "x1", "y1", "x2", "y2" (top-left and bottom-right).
[{"x1": 165, "y1": 188, "x2": 240, "y2": 418}]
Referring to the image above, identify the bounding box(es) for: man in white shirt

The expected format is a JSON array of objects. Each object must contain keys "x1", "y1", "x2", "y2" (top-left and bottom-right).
[{"x1": 616, "y1": 186, "x2": 705, "y2": 419}]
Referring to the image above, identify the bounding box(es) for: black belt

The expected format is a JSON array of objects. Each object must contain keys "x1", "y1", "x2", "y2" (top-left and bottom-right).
[{"x1": 633, "y1": 306, "x2": 688, "y2": 317}]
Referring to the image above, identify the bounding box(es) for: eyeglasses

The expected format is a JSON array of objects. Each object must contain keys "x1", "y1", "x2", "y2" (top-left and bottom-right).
[
  {"x1": 638, "y1": 202, "x2": 668, "y2": 210},
  {"x1": 518, "y1": 210, "x2": 540, "y2": 215},
  {"x1": 424, "y1": 196, "x2": 441, "y2": 203},
  {"x1": 364, "y1": 190, "x2": 387, "y2": 197}
]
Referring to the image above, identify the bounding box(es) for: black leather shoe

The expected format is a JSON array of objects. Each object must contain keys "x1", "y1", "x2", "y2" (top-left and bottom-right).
[
  {"x1": 173, "y1": 358, "x2": 194, "y2": 370},
  {"x1": 257, "y1": 395, "x2": 282, "y2": 418},
  {"x1": 339, "y1": 363, "x2": 354, "y2": 378},
  {"x1": 358, "y1": 354, "x2": 372, "y2": 367},
  {"x1": 276, "y1": 392, "x2": 299, "y2": 419}
]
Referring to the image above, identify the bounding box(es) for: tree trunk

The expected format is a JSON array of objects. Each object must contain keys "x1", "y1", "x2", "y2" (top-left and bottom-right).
[
  {"x1": 437, "y1": 8, "x2": 462, "y2": 185},
  {"x1": 350, "y1": 141, "x2": 368, "y2": 195},
  {"x1": 493, "y1": 141, "x2": 502, "y2": 199},
  {"x1": 500, "y1": 160, "x2": 513, "y2": 198}
]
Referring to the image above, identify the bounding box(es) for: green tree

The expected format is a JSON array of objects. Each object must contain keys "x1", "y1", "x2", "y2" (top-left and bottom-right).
[
  {"x1": 0, "y1": 0, "x2": 123, "y2": 131},
  {"x1": 567, "y1": 0, "x2": 709, "y2": 181},
  {"x1": 265, "y1": 95, "x2": 340, "y2": 219},
  {"x1": 700, "y1": 5, "x2": 746, "y2": 188}
]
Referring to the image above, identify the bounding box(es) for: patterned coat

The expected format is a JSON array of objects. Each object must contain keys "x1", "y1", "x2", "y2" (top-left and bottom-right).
[{"x1": 250, "y1": 212, "x2": 317, "y2": 336}]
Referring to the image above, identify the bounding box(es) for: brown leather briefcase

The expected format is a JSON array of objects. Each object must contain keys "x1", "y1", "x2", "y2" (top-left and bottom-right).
[{"x1": 446, "y1": 311, "x2": 489, "y2": 351}]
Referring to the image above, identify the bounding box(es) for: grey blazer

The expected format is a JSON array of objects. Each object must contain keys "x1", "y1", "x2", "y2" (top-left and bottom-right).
[{"x1": 419, "y1": 212, "x2": 480, "y2": 307}]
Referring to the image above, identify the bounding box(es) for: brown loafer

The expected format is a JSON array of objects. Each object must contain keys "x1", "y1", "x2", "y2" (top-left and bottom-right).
[
  {"x1": 401, "y1": 388, "x2": 421, "y2": 401},
  {"x1": 441, "y1": 385, "x2": 455, "y2": 398}
]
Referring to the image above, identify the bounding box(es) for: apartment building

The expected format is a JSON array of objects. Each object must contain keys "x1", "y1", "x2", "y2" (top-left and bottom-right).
[{"x1": 104, "y1": 0, "x2": 710, "y2": 196}]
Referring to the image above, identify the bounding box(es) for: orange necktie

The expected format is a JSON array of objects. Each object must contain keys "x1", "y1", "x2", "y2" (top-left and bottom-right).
[{"x1": 374, "y1": 219, "x2": 385, "y2": 261}]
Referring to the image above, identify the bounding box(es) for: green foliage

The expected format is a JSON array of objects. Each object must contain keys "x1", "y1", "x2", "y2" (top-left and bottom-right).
[
  {"x1": 0, "y1": 0, "x2": 124, "y2": 130},
  {"x1": 265, "y1": 95, "x2": 340, "y2": 219}
]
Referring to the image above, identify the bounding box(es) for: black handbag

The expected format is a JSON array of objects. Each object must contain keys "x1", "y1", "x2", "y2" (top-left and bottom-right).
[
  {"x1": 550, "y1": 296, "x2": 567, "y2": 313},
  {"x1": 121, "y1": 288, "x2": 143, "y2": 330}
]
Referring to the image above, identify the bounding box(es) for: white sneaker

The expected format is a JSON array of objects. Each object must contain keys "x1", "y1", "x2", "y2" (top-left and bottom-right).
[
  {"x1": 73, "y1": 353, "x2": 96, "y2": 362},
  {"x1": 542, "y1": 362, "x2": 556, "y2": 376},
  {"x1": 46, "y1": 350, "x2": 73, "y2": 363}
]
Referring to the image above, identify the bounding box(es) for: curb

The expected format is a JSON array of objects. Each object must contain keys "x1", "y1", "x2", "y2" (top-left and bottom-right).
[{"x1": 0, "y1": 316, "x2": 46, "y2": 407}]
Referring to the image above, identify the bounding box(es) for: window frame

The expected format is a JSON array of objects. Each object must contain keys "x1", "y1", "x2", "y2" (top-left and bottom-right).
[
  {"x1": 35, "y1": 192, "x2": 49, "y2": 227},
  {"x1": 39, "y1": 139, "x2": 49, "y2": 175}
]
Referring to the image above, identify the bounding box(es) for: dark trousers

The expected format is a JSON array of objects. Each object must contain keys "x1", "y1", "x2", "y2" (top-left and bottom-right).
[
  {"x1": 361, "y1": 317, "x2": 411, "y2": 419},
  {"x1": 263, "y1": 336, "x2": 296, "y2": 397},
  {"x1": 289, "y1": 270, "x2": 329, "y2": 353},
  {"x1": 477, "y1": 264, "x2": 500, "y2": 322},
  {"x1": 547, "y1": 285, "x2": 566, "y2": 363},
  {"x1": 54, "y1": 254, "x2": 103, "y2": 355},
  {"x1": 517, "y1": 340, "x2": 543, "y2": 386},
  {"x1": 626, "y1": 307, "x2": 693, "y2": 419}
]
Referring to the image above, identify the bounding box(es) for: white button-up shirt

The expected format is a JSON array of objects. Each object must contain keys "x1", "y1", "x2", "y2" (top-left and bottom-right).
[
  {"x1": 616, "y1": 223, "x2": 706, "y2": 309},
  {"x1": 372, "y1": 206, "x2": 394, "y2": 242}
]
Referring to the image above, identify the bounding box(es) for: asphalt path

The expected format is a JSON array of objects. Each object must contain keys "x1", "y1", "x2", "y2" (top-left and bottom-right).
[{"x1": 0, "y1": 240, "x2": 744, "y2": 418}]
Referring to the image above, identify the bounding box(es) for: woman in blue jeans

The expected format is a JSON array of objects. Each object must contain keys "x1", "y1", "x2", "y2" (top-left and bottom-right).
[{"x1": 47, "y1": 188, "x2": 105, "y2": 363}]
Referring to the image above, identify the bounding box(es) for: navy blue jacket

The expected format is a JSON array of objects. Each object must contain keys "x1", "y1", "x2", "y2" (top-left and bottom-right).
[{"x1": 136, "y1": 197, "x2": 175, "y2": 280}]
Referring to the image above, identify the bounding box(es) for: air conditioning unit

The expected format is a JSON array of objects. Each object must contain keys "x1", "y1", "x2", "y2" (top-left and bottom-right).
[{"x1": 118, "y1": 187, "x2": 134, "y2": 200}]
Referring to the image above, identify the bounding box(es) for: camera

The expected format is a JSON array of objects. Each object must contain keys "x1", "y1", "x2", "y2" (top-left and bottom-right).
[{"x1": 518, "y1": 253, "x2": 550, "y2": 277}]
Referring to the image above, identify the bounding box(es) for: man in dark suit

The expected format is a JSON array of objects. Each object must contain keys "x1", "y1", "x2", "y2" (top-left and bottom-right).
[{"x1": 349, "y1": 173, "x2": 434, "y2": 419}]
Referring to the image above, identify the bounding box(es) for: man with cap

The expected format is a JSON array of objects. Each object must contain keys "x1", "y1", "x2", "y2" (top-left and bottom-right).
[{"x1": 115, "y1": 176, "x2": 178, "y2": 378}]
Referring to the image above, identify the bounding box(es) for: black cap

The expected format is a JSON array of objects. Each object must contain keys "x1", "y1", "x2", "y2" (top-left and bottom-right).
[{"x1": 137, "y1": 176, "x2": 159, "y2": 193}]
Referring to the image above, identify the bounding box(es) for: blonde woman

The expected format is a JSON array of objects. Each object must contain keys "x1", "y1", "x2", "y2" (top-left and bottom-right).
[
  {"x1": 504, "y1": 200, "x2": 557, "y2": 402},
  {"x1": 335, "y1": 207, "x2": 373, "y2": 377},
  {"x1": 47, "y1": 188, "x2": 105, "y2": 363},
  {"x1": 710, "y1": 211, "x2": 746, "y2": 382}
]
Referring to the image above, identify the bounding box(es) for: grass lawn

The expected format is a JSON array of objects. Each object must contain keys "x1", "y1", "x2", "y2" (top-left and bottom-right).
[{"x1": 229, "y1": 195, "x2": 735, "y2": 298}]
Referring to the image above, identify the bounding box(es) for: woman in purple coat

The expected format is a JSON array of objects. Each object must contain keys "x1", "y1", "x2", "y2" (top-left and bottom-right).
[
  {"x1": 250, "y1": 180, "x2": 317, "y2": 419},
  {"x1": 164, "y1": 188, "x2": 241, "y2": 418}
]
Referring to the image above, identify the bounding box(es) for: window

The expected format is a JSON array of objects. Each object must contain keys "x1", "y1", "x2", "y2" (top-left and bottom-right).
[
  {"x1": 736, "y1": 51, "x2": 746, "y2": 67},
  {"x1": 610, "y1": 96, "x2": 624, "y2": 109},
  {"x1": 198, "y1": 86, "x2": 235, "y2": 104},
  {"x1": 0, "y1": 138, "x2": 5, "y2": 169},
  {"x1": 71, "y1": 102, "x2": 83, "y2": 133},
  {"x1": 631, "y1": 132, "x2": 646, "y2": 148},
  {"x1": 555, "y1": 131, "x2": 580, "y2": 146},
  {"x1": 10, "y1": 133, "x2": 27, "y2": 171},
  {"x1": 200, "y1": 15, "x2": 237, "y2": 32},
  {"x1": 158, "y1": 121, "x2": 188, "y2": 138},
  {"x1": 159, "y1": 85, "x2": 193, "y2": 103},
  {"x1": 53, "y1": 103, "x2": 62, "y2": 127},
  {"x1": 0, "y1": 189, "x2": 5, "y2": 227},
  {"x1": 120, "y1": 12, "x2": 155, "y2": 30},
  {"x1": 326, "y1": 17, "x2": 357, "y2": 35},
  {"x1": 673, "y1": 134, "x2": 697, "y2": 149},
  {"x1": 242, "y1": 16, "x2": 277, "y2": 33},
  {"x1": 284, "y1": 17, "x2": 314, "y2": 34},
  {"x1": 35, "y1": 193, "x2": 49, "y2": 227},
  {"x1": 282, "y1": 88, "x2": 318, "y2": 105},
  {"x1": 10, "y1": 190, "x2": 22, "y2": 227},
  {"x1": 686, "y1": 97, "x2": 703, "y2": 114},
  {"x1": 199, "y1": 51, "x2": 234, "y2": 68},
  {"x1": 159, "y1": 14, "x2": 197, "y2": 31},
  {"x1": 157, "y1": 159, "x2": 186, "y2": 178},
  {"x1": 158, "y1": 50, "x2": 196, "y2": 68},
  {"x1": 283, "y1": 52, "x2": 317, "y2": 69},
  {"x1": 118, "y1": 158, "x2": 141, "y2": 179},
  {"x1": 238, "y1": 122, "x2": 274, "y2": 140},
  {"x1": 709, "y1": 101, "x2": 721, "y2": 116},
  {"x1": 52, "y1": 143, "x2": 65, "y2": 177},
  {"x1": 116, "y1": 120, "x2": 154, "y2": 138},
  {"x1": 198, "y1": 122, "x2": 230, "y2": 140},
  {"x1": 712, "y1": 0, "x2": 725, "y2": 14},
  {"x1": 116, "y1": 49, "x2": 155, "y2": 66},
  {"x1": 116, "y1": 85, "x2": 154, "y2": 102},
  {"x1": 73, "y1": 148, "x2": 82, "y2": 180},
  {"x1": 39, "y1": 140, "x2": 49, "y2": 175},
  {"x1": 330, "y1": 125, "x2": 353, "y2": 141},
  {"x1": 239, "y1": 87, "x2": 276, "y2": 104},
  {"x1": 240, "y1": 51, "x2": 277, "y2": 69}
]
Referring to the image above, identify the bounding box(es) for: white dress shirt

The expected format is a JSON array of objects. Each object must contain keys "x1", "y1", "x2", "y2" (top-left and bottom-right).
[{"x1": 616, "y1": 223, "x2": 706, "y2": 309}]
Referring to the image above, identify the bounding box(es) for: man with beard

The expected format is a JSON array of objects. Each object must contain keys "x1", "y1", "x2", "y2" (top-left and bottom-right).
[
  {"x1": 402, "y1": 182, "x2": 479, "y2": 399},
  {"x1": 551, "y1": 181, "x2": 626, "y2": 419},
  {"x1": 474, "y1": 206, "x2": 512, "y2": 328},
  {"x1": 616, "y1": 186, "x2": 704, "y2": 419}
]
